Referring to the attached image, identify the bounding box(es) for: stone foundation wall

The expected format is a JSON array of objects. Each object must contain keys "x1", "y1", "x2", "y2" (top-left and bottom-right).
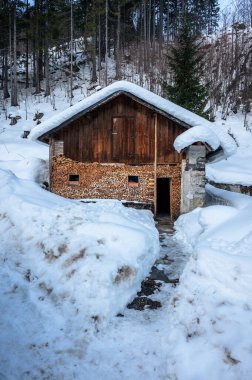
[{"x1": 50, "y1": 156, "x2": 182, "y2": 218}]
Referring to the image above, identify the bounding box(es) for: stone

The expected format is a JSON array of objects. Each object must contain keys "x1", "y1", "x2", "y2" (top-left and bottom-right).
[{"x1": 127, "y1": 297, "x2": 162, "y2": 311}]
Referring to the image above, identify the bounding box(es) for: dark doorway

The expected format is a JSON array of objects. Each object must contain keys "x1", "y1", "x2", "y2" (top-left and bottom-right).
[{"x1": 157, "y1": 178, "x2": 170, "y2": 215}]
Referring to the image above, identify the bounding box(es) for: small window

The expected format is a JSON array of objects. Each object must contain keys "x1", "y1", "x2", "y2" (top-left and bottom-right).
[
  {"x1": 128, "y1": 175, "x2": 139, "y2": 187},
  {"x1": 69, "y1": 174, "x2": 80, "y2": 184}
]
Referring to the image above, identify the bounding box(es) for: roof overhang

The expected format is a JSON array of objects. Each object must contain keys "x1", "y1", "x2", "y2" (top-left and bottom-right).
[{"x1": 38, "y1": 90, "x2": 191, "y2": 142}]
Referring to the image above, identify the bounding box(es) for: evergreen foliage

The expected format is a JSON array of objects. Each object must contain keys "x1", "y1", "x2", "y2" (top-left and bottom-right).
[{"x1": 163, "y1": 16, "x2": 208, "y2": 118}]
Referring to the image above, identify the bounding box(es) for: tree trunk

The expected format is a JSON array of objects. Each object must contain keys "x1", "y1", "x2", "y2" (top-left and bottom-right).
[
  {"x1": 44, "y1": 0, "x2": 50, "y2": 96},
  {"x1": 11, "y1": 3, "x2": 18, "y2": 106},
  {"x1": 70, "y1": 0, "x2": 73, "y2": 104},
  {"x1": 115, "y1": 1, "x2": 121, "y2": 80},
  {"x1": 3, "y1": 52, "x2": 10, "y2": 99},
  {"x1": 105, "y1": 0, "x2": 108, "y2": 85},
  {"x1": 98, "y1": 13, "x2": 101, "y2": 84},
  {"x1": 159, "y1": 0, "x2": 163, "y2": 57},
  {"x1": 25, "y1": 0, "x2": 29, "y2": 88},
  {"x1": 32, "y1": 48, "x2": 36, "y2": 87},
  {"x1": 91, "y1": 26, "x2": 97, "y2": 82},
  {"x1": 35, "y1": 0, "x2": 40, "y2": 93}
]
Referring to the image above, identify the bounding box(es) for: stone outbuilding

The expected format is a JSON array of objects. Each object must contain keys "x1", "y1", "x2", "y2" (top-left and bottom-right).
[{"x1": 30, "y1": 81, "x2": 236, "y2": 218}]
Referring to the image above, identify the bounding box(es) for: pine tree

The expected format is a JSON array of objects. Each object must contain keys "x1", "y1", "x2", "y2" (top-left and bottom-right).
[{"x1": 163, "y1": 15, "x2": 208, "y2": 117}]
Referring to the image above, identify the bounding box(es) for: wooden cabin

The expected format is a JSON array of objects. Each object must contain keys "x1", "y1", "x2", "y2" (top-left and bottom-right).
[{"x1": 31, "y1": 81, "x2": 209, "y2": 218}]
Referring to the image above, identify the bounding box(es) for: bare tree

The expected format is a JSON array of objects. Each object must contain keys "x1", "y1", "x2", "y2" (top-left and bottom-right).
[
  {"x1": 11, "y1": 2, "x2": 18, "y2": 106},
  {"x1": 44, "y1": 0, "x2": 50, "y2": 97}
]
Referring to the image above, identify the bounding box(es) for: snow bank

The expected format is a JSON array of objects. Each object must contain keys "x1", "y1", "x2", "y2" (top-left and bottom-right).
[
  {"x1": 0, "y1": 157, "x2": 47, "y2": 182},
  {"x1": 0, "y1": 122, "x2": 49, "y2": 182},
  {"x1": 206, "y1": 146, "x2": 252, "y2": 185},
  {"x1": 0, "y1": 169, "x2": 159, "y2": 323},
  {"x1": 165, "y1": 189, "x2": 252, "y2": 380},
  {"x1": 0, "y1": 168, "x2": 159, "y2": 377},
  {"x1": 206, "y1": 114, "x2": 252, "y2": 185}
]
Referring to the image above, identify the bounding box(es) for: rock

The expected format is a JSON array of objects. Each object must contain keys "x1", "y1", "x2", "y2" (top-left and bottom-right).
[
  {"x1": 127, "y1": 297, "x2": 162, "y2": 311},
  {"x1": 137, "y1": 278, "x2": 162, "y2": 296}
]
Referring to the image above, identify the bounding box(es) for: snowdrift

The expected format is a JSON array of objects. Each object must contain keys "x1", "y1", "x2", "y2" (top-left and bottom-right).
[
  {"x1": 0, "y1": 168, "x2": 159, "y2": 376},
  {"x1": 166, "y1": 187, "x2": 252, "y2": 380}
]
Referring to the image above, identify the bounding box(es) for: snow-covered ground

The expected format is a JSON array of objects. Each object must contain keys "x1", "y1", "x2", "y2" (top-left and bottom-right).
[
  {"x1": 79, "y1": 227, "x2": 189, "y2": 380},
  {"x1": 167, "y1": 187, "x2": 252, "y2": 380},
  {"x1": 206, "y1": 113, "x2": 252, "y2": 185},
  {"x1": 0, "y1": 173, "x2": 159, "y2": 378},
  {"x1": 0, "y1": 96, "x2": 160, "y2": 379},
  {"x1": 1, "y1": 85, "x2": 252, "y2": 379}
]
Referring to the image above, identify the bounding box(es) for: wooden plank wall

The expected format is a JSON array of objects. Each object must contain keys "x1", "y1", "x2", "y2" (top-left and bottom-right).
[{"x1": 57, "y1": 94, "x2": 186, "y2": 164}]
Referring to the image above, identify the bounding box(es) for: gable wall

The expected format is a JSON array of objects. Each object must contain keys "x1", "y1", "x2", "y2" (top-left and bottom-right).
[{"x1": 53, "y1": 94, "x2": 186, "y2": 164}]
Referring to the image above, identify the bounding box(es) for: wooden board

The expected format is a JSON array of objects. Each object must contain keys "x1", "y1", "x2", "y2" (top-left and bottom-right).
[{"x1": 56, "y1": 94, "x2": 186, "y2": 164}]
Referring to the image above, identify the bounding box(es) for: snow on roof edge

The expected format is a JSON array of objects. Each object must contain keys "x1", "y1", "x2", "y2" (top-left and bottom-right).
[
  {"x1": 29, "y1": 80, "x2": 237, "y2": 157},
  {"x1": 29, "y1": 80, "x2": 212, "y2": 141},
  {"x1": 174, "y1": 124, "x2": 221, "y2": 152},
  {"x1": 174, "y1": 124, "x2": 237, "y2": 157}
]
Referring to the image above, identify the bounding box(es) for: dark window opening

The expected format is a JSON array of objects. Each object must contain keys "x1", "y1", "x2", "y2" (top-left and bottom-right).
[
  {"x1": 128, "y1": 175, "x2": 139, "y2": 187},
  {"x1": 156, "y1": 178, "x2": 170, "y2": 215},
  {"x1": 69, "y1": 174, "x2": 80, "y2": 182}
]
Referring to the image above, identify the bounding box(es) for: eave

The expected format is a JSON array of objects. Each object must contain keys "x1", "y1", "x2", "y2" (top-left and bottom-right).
[{"x1": 39, "y1": 90, "x2": 191, "y2": 142}]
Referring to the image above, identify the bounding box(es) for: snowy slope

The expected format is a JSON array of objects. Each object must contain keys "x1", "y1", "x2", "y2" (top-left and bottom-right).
[
  {"x1": 205, "y1": 113, "x2": 252, "y2": 185},
  {"x1": 168, "y1": 110, "x2": 252, "y2": 379}
]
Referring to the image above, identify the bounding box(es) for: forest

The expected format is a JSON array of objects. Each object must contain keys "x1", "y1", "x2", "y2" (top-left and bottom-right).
[
  {"x1": 1, "y1": 2, "x2": 252, "y2": 379},
  {"x1": 1, "y1": 0, "x2": 252, "y2": 124}
]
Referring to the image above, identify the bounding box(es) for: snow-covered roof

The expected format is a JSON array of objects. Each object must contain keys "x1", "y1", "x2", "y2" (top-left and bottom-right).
[
  {"x1": 29, "y1": 80, "x2": 237, "y2": 157},
  {"x1": 29, "y1": 80, "x2": 209, "y2": 139}
]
